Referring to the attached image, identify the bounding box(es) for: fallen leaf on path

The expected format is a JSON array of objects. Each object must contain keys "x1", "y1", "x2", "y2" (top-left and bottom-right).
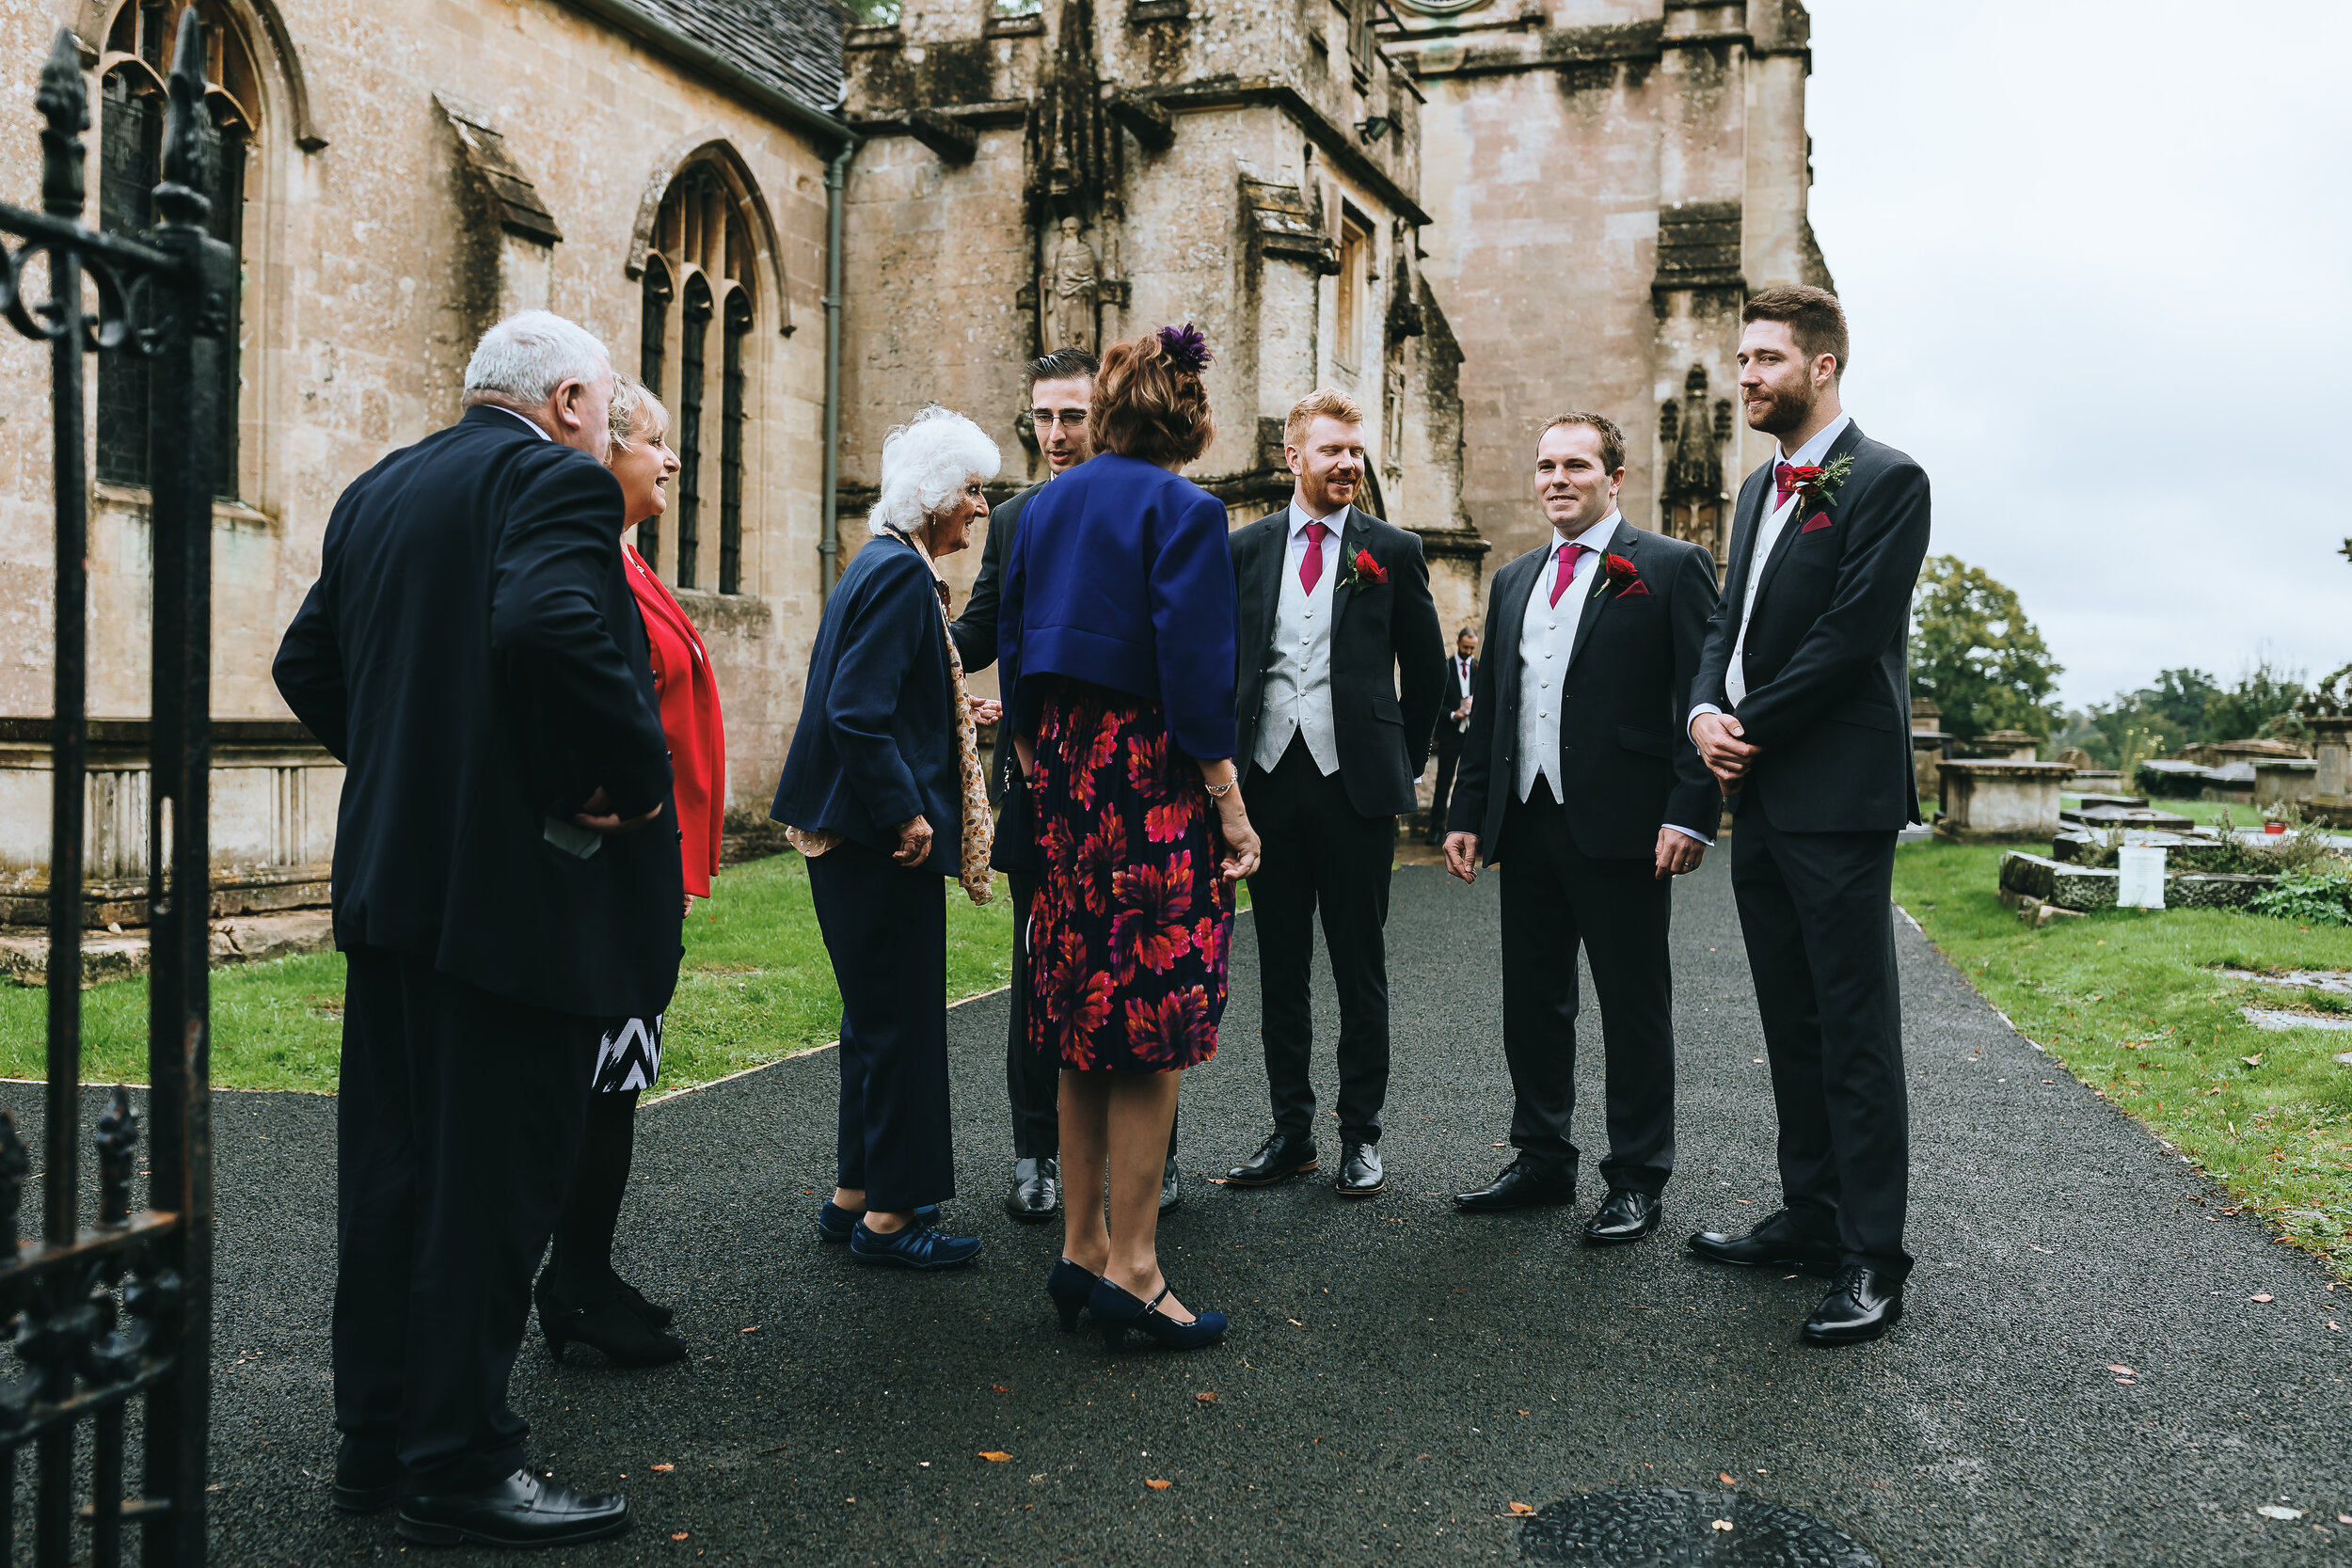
[
  {"x1": 1147, "y1": 1479, "x2": 1172, "y2": 1490},
  {"x1": 992, "y1": 1384, "x2": 1009, "y2": 1392},
  {"x1": 2116, "y1": 1377, "x2": 2136, "y2": 1386},
  {"x1": 2257, "y1": 1505, "x2": 2304, "y2": 1521},
  {"x1": 978, "y1": 1451, "x2": 1012, "y2": 1463},
  {"x1": 2327, "y1": 1321, "x2": 2341, "y2": 1332},
  {"x1": 650, "y1": 1464, "x2": 675, "y2": 1473},
  {"x1": 2250, "y1": 1294, "x2": 2274, "y2": 1303},
  {"x1": 1711, "y1": 1519, "x2": 1734, "y2": 1531},
  {"x1": 740, "y1": 1325, "x2": 762, "y2": 1334},
  {"x1": 1206, "y1": 1177, "x2": 1229, "y2": 1184},
  {"x1": 1490, "y1": 1142, "x2": 1507, "y2": 1148},
  {"x1": 671, "y1": 1532, "x2": 691, "y2": 1541},
  {"x1": 2338, "y1": 1513, "x2": 2352, "y2": 1525},
  {"x1": 1287, "y1": 1318, "x2": 1305, "y2": 1327},
  {"x1": 2106, "y1": 1365, "x2": 2136, "y2": 1375},
  {"x1": 1196, "y1": 1391, "x2": 1217, "y2": 1402},
  {"x1": 1506, "y1": 1502, "x2": 1535, "y2": 1515},
  {"x1": 1720, "y1": 1472, "x2": 1738, "y2": 1485}
]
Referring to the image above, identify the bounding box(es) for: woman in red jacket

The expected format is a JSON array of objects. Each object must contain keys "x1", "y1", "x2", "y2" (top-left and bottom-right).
[{"x1": 534, "y1": 378, "x2": 726, "y2": 1367}]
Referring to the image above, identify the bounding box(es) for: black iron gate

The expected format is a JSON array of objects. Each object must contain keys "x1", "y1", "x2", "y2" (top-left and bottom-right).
[{"x1": 0, "y1": 15, "x2": 229, "y2": 1563}]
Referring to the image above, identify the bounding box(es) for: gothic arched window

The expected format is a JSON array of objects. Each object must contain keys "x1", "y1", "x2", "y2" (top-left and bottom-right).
[
  {"x1": 637, "y1": 157, "x2": 762, "y2": 593},
  {"x1": 95, "y1": 0, "x2": 257, "y2": 499}
]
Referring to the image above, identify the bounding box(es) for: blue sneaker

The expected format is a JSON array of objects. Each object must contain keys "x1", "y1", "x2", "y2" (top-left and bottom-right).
[
  {"x1": 816, "y1": 1200, "x2": 940, "y2": 1243},
  {"x1": 849, "y1": 1219, "x2": 982, "y2": 1270}
]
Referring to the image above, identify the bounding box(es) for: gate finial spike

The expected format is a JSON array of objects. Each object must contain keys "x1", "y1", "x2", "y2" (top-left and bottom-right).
[
  {"x1": 0, "y1": 1107, "x2": 28, "y2": 1258},
  {"x1": 35, "y1": 29, "x2": 88, "y2": 220},
  {"x1": 155, "y1": 6, "x2": 214, "y2": 229},
  {"x1": 96, "y1": 1085, "x2": 140, "y2": 1227}
]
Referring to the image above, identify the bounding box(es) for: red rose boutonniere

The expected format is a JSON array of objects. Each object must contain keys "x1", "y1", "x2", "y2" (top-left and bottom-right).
[
  {"x1": 1343, "y1": 548, "x2": 1388, "y2": 591},
  {"x1": 1593, "y1": 551, "x2": 1648, "y2": 600},
  {"x1": 1784, "y1": 452, "x2": 1856, "y2": 509}
]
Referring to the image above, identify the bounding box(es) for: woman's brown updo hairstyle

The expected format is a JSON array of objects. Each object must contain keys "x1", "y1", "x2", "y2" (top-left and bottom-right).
[{"x1": 1089, "y1": 325, "x2": 1215, "y2": 467}]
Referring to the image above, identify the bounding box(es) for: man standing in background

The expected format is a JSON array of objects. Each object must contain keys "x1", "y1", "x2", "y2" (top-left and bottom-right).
[
  {"x1": 950, "y1": 349, "x2": 1184, "y2": 1223},
  {"x1": 1424, "y1": 626, "x2": 1478, "y2": 844}
]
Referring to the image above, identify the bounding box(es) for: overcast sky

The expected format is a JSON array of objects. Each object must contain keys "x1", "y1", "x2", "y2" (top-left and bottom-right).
[{"x1": 1804, "y1": 0, "x2": 2352, "y2": 710}]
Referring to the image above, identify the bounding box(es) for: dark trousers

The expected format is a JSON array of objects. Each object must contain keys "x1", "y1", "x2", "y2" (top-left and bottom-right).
[
  {"x1": 1729, "y1": 807, "x2": 1911, "y2": 1274},
  {"x1": 1426, "y1": 730, "x2": 1465, "y2": 840},
  {"x1": 1497, "y1": 784, "x2": 1677, "y2": 1193},
  {"x1": 334, "y1": 946, "x2": 599, "y2": 1494},
  {"x1": 1246, "y1": 735, "x2": 1395, "y2": 1146},
  {"x1": 810, "y1": 838, "x2": 957, "y2": 1212},
  {"x1": 1006, "y1": 869, "x2": 1179, "y2": 1163}
]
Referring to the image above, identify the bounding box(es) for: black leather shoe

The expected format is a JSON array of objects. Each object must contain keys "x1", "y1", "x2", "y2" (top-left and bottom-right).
[
  {"x1": 612, "y1": 1275, "x2": 674, "y2": 1332},
  {"x1": 1226, "y1": 1132, "x2": 1318, "y2": 1187},
  {"x1": 1453, "y1": 1156, "x2": 1574, "y2": 1212},
  {"x1": 1006, "y1": 1156, "x2": 1060, "y2": 1222},
  {"x1": 1334, "y1": 1141, "x2": 1385, "y2": 1196},
  {"x1": 333, "y1": 1463, "x2": 395, "y2": 1513},
  {"x1": 395, "y1": 1468, "x2": 630, "y2": 1546},
  {"x1": 1580, "y1": 1187, "x2": 1660, "y2": 1243},
  {"x1": 1687, "y1": 1210, "x2": 1839, "y2": 1273},
  {"x1": 536, "y1": 1273, "x2": 688, "y2": 1369},
  {"x1": 1802, "y1": 1265, "x2": 1904, "y2": 1346},
  {"x1": 1159, "y1": 1156, "x2": 1183, "y2": 1215}
]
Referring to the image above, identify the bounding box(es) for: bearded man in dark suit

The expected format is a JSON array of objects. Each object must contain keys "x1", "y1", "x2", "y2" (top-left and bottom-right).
[
  {"x1": 1442, "y1": 413, "x2": 1719, "y2": 1239},
  {"x1": 1223, "y1": 388, "x2": 1445, "y2": 1198},
  {"x1": 1684, "y1": 285, "x2": 1932, "y2": 1347},
  {"x1": 274, "y1": 311, "x2": 673, "y2": 1545},
  {"x1": 949, "y1": 348, "x2": 1183, "y2": 1223}
]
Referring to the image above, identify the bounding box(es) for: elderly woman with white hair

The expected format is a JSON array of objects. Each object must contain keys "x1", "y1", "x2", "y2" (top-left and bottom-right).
[{"x1": 770, "y1": 405, "x2": 1001, "y2": 1271}]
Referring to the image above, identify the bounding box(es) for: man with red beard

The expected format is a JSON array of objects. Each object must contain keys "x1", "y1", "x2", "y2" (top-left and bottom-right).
[{"x1": 1223, "y1": 389, "x2": 1445, "y2": 1198}]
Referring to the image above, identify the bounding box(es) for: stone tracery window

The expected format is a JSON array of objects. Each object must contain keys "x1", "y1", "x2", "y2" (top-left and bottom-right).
[
  {"x1": 638, "y1": 159, "x2": 760, "y2": 594},
  {"x1": 96, "y1": 0, "x2": 257, "y2": 499}
]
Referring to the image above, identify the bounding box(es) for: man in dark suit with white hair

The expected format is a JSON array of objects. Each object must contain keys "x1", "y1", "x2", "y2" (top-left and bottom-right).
[{"x1": 276, "y1": 310, "x2": 673, "y2": 1547}]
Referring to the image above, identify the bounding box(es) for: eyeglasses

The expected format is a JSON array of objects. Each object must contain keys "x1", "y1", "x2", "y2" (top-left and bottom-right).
[{"x1": 1030, "y1": 409, "x2": 1088, "y2": 429}]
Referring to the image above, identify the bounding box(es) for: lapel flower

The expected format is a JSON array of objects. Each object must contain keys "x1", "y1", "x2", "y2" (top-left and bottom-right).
[
  {"x1": 1592, "y1": 551, "x2": 1643, "y2": 600},
  {"x1": 1343, "y1": 547, "x2": 1387, "y2": 590},
  {"x1": 1784, "y1": 452, "x2": 1855, "y2": 509}
]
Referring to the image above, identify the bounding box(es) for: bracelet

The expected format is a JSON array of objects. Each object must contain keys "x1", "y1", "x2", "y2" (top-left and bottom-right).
[{"x1": 1204, "y1": 777, "x2": 1234, "y2": 799}]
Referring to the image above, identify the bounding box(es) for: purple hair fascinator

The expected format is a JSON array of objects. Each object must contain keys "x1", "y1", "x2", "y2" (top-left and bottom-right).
[{"x1": 1156, "y1": 322, "x2": 1212, "y2": 373}]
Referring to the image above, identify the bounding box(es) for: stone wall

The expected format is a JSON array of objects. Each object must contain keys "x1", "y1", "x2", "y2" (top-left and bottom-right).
[
  {"x1": 0, "y1": 0, "x2": 839, "y2": 819},
  {"x1": 1387, "y1": 0, "x2": 1827, "y2": 579}
]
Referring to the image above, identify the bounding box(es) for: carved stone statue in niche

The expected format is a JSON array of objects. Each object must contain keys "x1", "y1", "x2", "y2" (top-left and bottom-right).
[
  {"x1": 1041, "y1": 215, "x2": 1102, "y2": 356},
  {"x1": 1659, "y1": 361, "x2": 1730, "y2": 562}
]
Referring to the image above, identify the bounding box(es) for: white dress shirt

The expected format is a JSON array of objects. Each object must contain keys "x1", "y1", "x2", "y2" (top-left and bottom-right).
[
  {"x1": 1254, "y1": 500, "x2": 1347, "y2": 776},
  {"x1": 1451, "y1": 655, "x2": 1474, "y2": 732},
  {"x1": 1513, "y1": 513, "x2": 1616, "y2": 803},
  {"x1": 1689, "y1": 411, "x2": 1853, "y2": 729},
  {"x1": 486, "y1": 405, "x2": 551, "y2": 440}
]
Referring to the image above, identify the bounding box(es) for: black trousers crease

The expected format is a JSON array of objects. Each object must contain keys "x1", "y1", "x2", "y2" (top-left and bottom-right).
[
  {"x1": 1728, "y1": 806, "x2": 1912, "y2": 1274},
  {"x1": 1496, "y1": 784, "x2": 1677, "y2": 1194},
  {"x1": 333, "y1": 946, "x2": 599, "y2": 1494},
  {"x1": 1246, "y1": 735, "x2": 1396, "y2": 1147}
]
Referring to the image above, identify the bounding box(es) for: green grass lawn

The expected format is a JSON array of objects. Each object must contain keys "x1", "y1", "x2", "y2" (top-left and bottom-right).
[
  {"x1": 1892, "y1": 839, "x2": 2352, "y2": 1277},
  {"x1": 0, "y1": 854, "x2": 1016, "y2": 1096}
]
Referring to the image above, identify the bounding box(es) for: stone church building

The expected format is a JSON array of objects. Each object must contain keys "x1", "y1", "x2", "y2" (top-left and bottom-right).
[{"x1": 0, "y1": 0, "x2": 1825, "y2": 921}]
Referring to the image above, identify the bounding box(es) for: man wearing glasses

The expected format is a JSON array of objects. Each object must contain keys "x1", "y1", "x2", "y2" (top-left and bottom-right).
[{"x1": 949, "y1": 349, "x2": 1184, "y2": 1225}]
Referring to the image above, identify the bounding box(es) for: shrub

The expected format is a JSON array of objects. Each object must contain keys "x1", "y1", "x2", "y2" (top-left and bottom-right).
[{"x1": 2249, "y1": 864, "x2": 2352, "y2": 927}]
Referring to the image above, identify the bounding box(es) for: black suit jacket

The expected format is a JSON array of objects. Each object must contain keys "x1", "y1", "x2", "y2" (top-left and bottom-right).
[
  {"x1": 1448, "y1": 518, "x2": 1721, "y2": 863},
  {"x1": 1231, "y1": 505, "x2": 1446, "y2": 819},
  {"x1": 1435, "y1": 655, "x2": 1477, "y2": 757},
  {"x1": 273, "y1": 405, "x2": 682, "y2": 1018},
  {"x1": 1691, "y1": 420, "x2": 1931, "y2": 832},
  {"x1": 948, "y1": 478, "x2": 1041, "y2": 872}
]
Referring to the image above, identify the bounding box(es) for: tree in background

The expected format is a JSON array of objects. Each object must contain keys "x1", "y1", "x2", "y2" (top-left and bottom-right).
[
  {"x1": 2057, "y1": 659, "x2": 2310, "y2": 767},
  {"x1": 1909, "y1": 556, "x2": 2063, "y2": 747}
]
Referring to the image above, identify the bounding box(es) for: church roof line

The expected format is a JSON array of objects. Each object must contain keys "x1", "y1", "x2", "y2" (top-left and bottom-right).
[{"x1": 558, "y1": 0, "x2": 855, "y2": 139}]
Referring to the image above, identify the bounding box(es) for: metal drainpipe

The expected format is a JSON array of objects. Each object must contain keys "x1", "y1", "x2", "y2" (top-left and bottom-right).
[{"x1": 819, "y1": 134, "x2": 858, "y2": 597}]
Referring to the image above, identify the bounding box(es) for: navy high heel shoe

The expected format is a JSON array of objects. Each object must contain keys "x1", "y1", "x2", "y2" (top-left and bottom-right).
[
  {"x1": 1045, "y1": 1259, "x2": 1099, "y2": 1334},
  {"x1": 1088, "y1": 1276, "x2": 1228, "y2": 1351}
]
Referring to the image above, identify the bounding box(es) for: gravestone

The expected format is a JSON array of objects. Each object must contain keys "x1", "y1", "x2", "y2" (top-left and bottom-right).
[{"x1": 1937, "y1": 759, "x2": 2073, "y2": 842}]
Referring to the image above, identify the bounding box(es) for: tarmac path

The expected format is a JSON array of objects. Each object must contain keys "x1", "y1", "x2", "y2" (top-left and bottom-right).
[{"x1": 12, "y1": 852, "x2": 2350, "y2": 1564}]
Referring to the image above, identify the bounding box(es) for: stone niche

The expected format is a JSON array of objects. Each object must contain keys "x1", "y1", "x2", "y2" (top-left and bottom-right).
[
  {"x1": 1936, "y1": 758, "x2": 2074, "y2": 844},
  {"x1": 0, "y1": 720, "x2": 342, "y2": 927}
]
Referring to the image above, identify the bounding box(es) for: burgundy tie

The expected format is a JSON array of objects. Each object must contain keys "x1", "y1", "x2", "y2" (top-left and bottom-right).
[
  {"x1": 1300, "y1": 520, "x2": 1329, "y2": 594},
  {"x1": 1774, "y1": 462, "x2": 1797, "y2": 507},
  {"x1": 1549, "y1": 542, "x2": 1588, "y2": 608}
]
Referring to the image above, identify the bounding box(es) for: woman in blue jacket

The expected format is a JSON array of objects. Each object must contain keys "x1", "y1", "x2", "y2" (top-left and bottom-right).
[
  {"x1": 771, "y1": 406, "x2": 1000, "y2": 1271},
  {"x1": 999, "y1": 326, "x2": 1263, "y2": 1349}
]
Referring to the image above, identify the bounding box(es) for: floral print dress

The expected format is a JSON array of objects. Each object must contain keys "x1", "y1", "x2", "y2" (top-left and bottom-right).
[{"x1": 1025, "y1": 676, "x2": 1233, "y2": 1072}]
